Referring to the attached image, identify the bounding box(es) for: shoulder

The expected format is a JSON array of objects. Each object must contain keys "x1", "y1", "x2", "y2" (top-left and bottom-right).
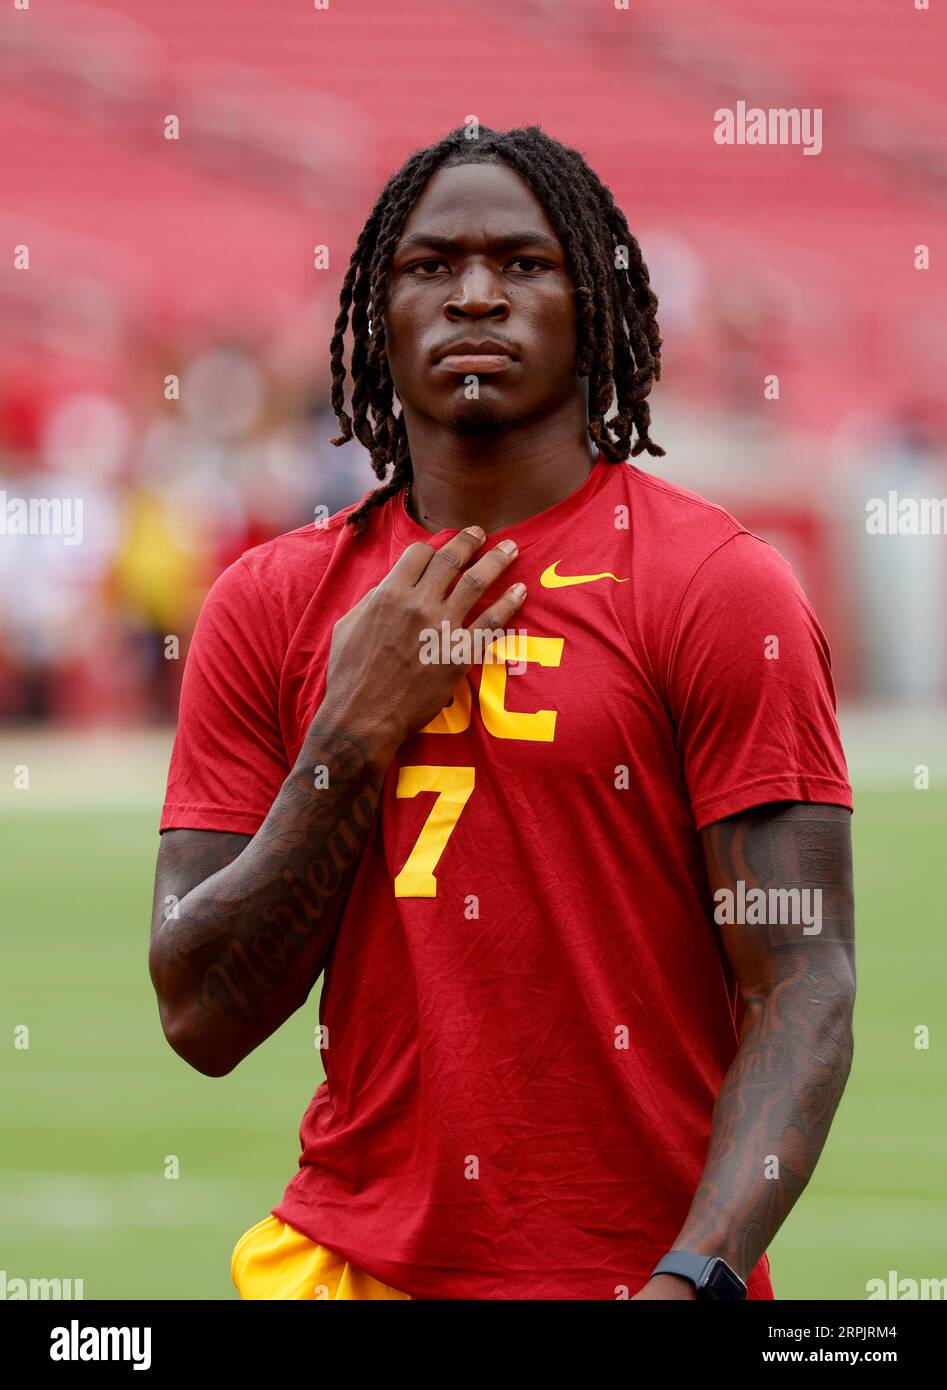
[
  {"x1": 610, "y1": 465, "x2": 817, "y2": 695},
  {"x1": 619, "y1": 462, "x2": 745, "y2": 558},
  {"x1": 616, "y1": 461, "x2": 799, "y2": 607}
]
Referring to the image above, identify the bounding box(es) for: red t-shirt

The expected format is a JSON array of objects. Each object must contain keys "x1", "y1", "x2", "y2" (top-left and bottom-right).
[{"x1": 160, "y1": 456, "x2": 853, "y2": 1299}]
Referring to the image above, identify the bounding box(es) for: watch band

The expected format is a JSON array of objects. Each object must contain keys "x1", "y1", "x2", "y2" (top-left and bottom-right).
[{"x1": 651, "y1": 1250, "x2": 748, "y2": 1300}]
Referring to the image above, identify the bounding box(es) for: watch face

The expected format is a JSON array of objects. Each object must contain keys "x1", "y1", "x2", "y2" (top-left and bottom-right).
[{"x1": 704, "y1": 1259, "x2": 748, "y2": 1300}]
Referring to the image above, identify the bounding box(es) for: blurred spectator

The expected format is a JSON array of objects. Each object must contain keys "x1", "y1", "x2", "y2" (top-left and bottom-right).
[{"x1": 0, "y1": 341, "x2": 369, "y2": 724}]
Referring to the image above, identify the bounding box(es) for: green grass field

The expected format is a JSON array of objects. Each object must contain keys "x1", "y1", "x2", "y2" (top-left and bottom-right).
[{"x1": 1, "y1": 720, "x2": 945, "y2": 1299}]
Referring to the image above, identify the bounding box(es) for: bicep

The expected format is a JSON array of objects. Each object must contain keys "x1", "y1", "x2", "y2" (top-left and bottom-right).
[
  {"x1": 150, "y1": 828, "x2": 252, "y2": 943},
  {"x1": 699, "y1": 802, "x2": 855, "y2": 1012}
]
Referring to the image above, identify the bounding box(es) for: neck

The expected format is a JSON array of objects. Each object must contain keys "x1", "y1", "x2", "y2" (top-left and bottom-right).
[{"x1": 401, "y1": 400, "x2": 598, "y2": 535}]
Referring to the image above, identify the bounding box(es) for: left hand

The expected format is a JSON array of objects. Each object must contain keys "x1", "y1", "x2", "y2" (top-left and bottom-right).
[{"x1": 632, "y1": 1274, "x2": 698, "y2": 1300}]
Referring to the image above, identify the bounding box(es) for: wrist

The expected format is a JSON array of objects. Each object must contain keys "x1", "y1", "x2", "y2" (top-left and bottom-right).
[
  {"x1": 649, "y1": 1273, "x2": 699, "y2": 1299},
  {"x1": 303, "y1": 700, "x2": 402, "y2": 778},
  {"x1": 651, "y1": 1250, "x2": 748, "y2": 1301}
]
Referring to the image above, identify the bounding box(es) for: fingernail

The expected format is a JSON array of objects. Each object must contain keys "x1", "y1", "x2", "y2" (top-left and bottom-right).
[
  {"x1": 464, "y1": 525, "x2": 485, "y2": 541},
  {"x1": 497, "y1": 538, "x2": 517, "y2": 554},
  {"x1": 511, "y1": 582, "x2": 527, "y2": 597}
]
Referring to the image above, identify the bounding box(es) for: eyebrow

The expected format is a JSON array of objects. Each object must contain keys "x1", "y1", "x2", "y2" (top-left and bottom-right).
[{"x1": 394, "y1": 230, "x2": 563, "y2": 257}]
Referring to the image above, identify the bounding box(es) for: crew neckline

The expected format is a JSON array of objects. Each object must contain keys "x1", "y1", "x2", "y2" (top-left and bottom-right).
[{"x1": 390, "y1": 452, "x2": 613, "y2": 554}]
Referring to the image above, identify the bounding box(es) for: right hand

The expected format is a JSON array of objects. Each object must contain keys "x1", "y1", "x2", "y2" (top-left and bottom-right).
[{"x1": 320, "y1": 525, "x2": 526, "y2": 757}]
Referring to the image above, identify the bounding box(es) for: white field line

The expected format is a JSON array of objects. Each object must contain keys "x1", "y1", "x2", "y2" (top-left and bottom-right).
[
  {"x1": 0, "y1": 729, "x2": 174, "y2": 812},
  {"x1": 0, "y1": 1170, "x2": 272, "y2": 1229}
]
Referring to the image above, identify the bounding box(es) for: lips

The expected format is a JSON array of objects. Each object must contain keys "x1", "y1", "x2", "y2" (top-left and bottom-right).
[{"x1": 434, "y1": 340, "x2": 519, "y2": 375}]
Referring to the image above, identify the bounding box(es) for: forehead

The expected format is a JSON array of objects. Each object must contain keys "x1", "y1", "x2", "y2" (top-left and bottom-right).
[{"x1": 396, "y1": 161, "x2": 560, "y2": 247}]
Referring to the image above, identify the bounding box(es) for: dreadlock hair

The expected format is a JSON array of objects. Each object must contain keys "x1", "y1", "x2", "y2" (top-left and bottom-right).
[{"x1": 330, "y1": 124, "x2": 664, "y2": 536}]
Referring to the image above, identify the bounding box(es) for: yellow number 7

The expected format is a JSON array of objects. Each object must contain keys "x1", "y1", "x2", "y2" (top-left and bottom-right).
[{"x1": 393, "y1": 765, "x2": 475, "y2": 898}]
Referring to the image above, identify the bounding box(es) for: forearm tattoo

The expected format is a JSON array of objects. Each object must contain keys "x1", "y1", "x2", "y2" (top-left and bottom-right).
[
  {"x1": 677, "y1": 804, "x2": 856, "y2": 1277},
  {"x1": 153, "y1": 727, "x2": 385, "y2": 1056}
]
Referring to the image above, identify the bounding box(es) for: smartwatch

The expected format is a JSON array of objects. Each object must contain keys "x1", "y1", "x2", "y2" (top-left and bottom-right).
[{"x1": 650, "y1": 1250, "x2": 747, "y2": 1300}]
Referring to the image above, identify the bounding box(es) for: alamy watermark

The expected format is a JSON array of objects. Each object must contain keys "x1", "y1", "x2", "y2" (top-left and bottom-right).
[
  {"x1": 713, "y1": 881, "x2": 823, "y2": 934},
  {"x1": 50, "y1": 1320, "x2": 151, "y2": 1370},
  {"x1": 866, "y1": 492, "x2": 947, "y2": 535},
  {"x1": 714, "y1": 101, "x2": 822, "y2": 157},
  {"x1": 0, "y1": 492, "x2": 83, "y2": 544},
  {"x1": 866, "y1": 1270, "x2": 946, "y2": 1300},
  {"x1": 419, "y1": 622, "x2": 527, "y2": 673},
  {"x1": 1, "y1": 1268, "x2": 84, "y2": 1299}
]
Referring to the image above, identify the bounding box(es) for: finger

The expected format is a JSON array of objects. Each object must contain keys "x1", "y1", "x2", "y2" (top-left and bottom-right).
[
  {"x1": 382, "y1": 540, "x2": 444, "y2": 588},
  {"x1": 444, "y1": 538, "x2": 519, "y2": 621},
  {"x1": 466, "y1": 581, "x2": 527, "y2": 647},
  {"x1": 412, "y1": 526, "x2": 490, "y2": 597},
  {"x1": 383, "y1": 528, "x2": 484, "y2": 589}
]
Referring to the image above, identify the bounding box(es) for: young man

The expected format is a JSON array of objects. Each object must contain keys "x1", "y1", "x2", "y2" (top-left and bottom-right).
[{"x1": 150, "y1": 125, "x2": 855, "y2": 1301}]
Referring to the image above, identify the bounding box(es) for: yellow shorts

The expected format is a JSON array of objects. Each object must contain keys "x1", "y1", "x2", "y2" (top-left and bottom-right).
[{"x1": 231, "y1": 1214, "x2": 411, "y2": 1300}]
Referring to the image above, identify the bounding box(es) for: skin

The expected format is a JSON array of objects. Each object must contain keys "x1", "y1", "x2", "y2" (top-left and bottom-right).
[
  {"x1": 151, "y1": 159, "x2": 856, "y2": 1299},
  {"x1": 382, "y1": 160, "x2": 598, "y2": 533}
]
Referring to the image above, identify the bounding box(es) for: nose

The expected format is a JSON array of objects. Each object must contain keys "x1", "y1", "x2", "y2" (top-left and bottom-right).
[{"x1": 443, "y1": 261, "x2": 510, "y2": 321}]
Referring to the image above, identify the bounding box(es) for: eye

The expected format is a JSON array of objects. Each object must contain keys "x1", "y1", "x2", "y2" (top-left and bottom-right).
[
  {"x1": 508, "y1": 258, "x2": 550, "y2": 274},
  {"x1": 405, "y1": 259, "x2": 447, "y2": 277}
]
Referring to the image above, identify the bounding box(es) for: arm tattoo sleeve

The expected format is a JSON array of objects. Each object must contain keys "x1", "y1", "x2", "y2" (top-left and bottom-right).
[
  {"x1": 674, "y1": 802, "x2": 856, "y2": 1278},
  {"x1": 150, "y1": 721, "x2": 388, "y2": 1073}
]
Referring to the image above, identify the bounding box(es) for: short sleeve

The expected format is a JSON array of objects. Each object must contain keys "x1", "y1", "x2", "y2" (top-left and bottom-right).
[
  {"x1": 666, "y1": 532, "x2": 853, "y2": 830},
  {"x1": 159, "y1": 556, "x2": 290, "y2": 835}
]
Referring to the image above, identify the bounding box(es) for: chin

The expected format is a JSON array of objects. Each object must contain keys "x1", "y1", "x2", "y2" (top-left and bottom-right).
[{"x1": 443, "y1": 399, "x2": 522, "y2": 435}]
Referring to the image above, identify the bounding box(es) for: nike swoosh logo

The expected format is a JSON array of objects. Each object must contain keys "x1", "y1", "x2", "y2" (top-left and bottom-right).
[{"x1": 539, "y1": 561, "x2": 631, "y2": 588}]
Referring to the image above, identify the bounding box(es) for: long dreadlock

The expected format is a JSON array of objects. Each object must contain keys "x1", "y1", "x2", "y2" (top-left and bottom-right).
[{"x1": 329, "y1": 124, "x2": 664, "y2": 536}]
